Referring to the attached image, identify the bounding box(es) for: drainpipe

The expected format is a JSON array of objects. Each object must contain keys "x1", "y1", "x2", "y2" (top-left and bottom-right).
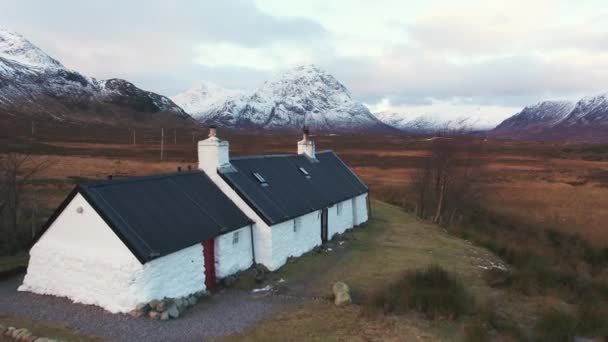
[{"x1": 249, "y1": 224, "x2": 256, "y2": 265}]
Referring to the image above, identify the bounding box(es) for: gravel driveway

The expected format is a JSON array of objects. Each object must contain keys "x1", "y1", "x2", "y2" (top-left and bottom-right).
[{"x1": 0, "y1": 275, "x2": 292, "y2": 341}]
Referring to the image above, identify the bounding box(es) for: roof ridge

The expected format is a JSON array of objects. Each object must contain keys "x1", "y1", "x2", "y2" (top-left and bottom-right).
[
  {"x1": 230, "y1": 150, "x2": 335, "y2": 161},
  {"x1": 80, "y1": 170, "x2": 202, "y2": 188}
]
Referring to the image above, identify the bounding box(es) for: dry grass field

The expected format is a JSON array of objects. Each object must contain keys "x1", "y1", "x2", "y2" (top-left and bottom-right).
[{"x1": 2, "y1": 122, "x2": 606, "y2": 246}]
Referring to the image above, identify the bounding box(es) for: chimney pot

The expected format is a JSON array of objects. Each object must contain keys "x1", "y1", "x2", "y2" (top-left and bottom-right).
[
  {"x1": 188, "y1": 165, "x2": 192, "y2": 171},
  {"x1": 209, "y1": 125, "x2": 217, "y2": 138}
]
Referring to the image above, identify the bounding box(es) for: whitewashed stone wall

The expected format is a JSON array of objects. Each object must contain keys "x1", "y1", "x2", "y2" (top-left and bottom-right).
[
  {"x1": 327, "y1": 198, "x2": 354, "y2": 239},
  {"x1": 353, "y1": 193, "x2": 369, "y2": 226},
  {"x1": 19, "y1": 193, "x2": 207, "y2": 314},
  {"x1": 270, "y1": 210, "x2": 322, "y2": 270},
  {"x1": 214, "y1": 225, "x2": 254, "y2": 278},
  {"x1": 131, "y1": 244, "x2": 206, "y2": 305}
]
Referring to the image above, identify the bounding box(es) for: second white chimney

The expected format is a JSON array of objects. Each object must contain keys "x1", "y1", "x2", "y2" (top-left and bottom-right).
[
  {"x1": 297, "y1": 127, "x2": 315, "y2": 159},
  {"x1": 198, "y1": 126, "x2": 230, "y2": 174}
]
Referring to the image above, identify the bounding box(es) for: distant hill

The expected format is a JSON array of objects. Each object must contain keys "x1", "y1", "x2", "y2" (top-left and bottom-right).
[
  {"x1": 0, "y1": 28, "x2": 194, "y2": 127},
  {"x1": 172, "y1": 65, "x2": 394, "y2": 132},
  {"x1": 491, "y1": 94, "x2": 608, "y2": 143}
]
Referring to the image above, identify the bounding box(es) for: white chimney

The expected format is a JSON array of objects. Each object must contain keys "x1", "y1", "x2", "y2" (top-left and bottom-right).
[
  {"x1": 198, "y1": 126, "x2": 230, "y2": 174},
  {"x1": 297, "y1": 127, "x2": 315, "y2": 159}
]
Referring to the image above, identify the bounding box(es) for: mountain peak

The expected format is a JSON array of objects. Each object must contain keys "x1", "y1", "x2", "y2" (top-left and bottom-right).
[
  {"x1": 0, "y1": 27, "x2": 63, "y2": 68},
  {"x1": 173, "y1": 65, "x2": 389, "y2": 131}
]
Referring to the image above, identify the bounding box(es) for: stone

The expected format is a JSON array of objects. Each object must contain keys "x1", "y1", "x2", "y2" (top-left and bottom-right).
[
  {"x1": 135, "y1": 302, "x2": 150, "y2": 312},
  {"x1": 332, "y1": 282, "x2": 352, "y2": 306},
  {"x1": 149, "y1": 299, "x2": 161, "y2": 311},
  {"x1": 168, "y1": 304, "x2": 180, "y2": 319},
  {"x1": 174, "y1": 298, "x2": 184, "y2": 309},
  {"x1": 194, "y1": 290, "x2": 207, "y2": 298},
  {"x1": 157, "y1": 299, "x2": 171, "y2": 312},
  {"x1": 0, "y1": 324, "x2": 5, "y2": 335},
  {"x1": 6, "y1": 327, "x2": 15, "y2": 336},
  {"x1": 13, "y1": 328, "x2": 31, "y2": 339},
  {"x1": 160, "y1": 311, "x2": 170, "y2": 321},
  {"x1": 148, "y1": 310, "x2": 161, "y2": 320},
  {"x1": 187, "y1": 296, "x2": 197, "y2": 306}
]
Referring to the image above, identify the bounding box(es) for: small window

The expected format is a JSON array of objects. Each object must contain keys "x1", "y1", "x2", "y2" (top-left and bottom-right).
[
  {"x1": 232, "y1": 231, "x2": 240, "y2": 245},
  {"x1": 253, "y1": 172, "x2": 266, "y2": 183},
  {"x1": 293, "y1": 217, "x2": 301, "y2": 232},
  {"x1": 337, "y1": 203, "x2": 342, "y2": 216}
]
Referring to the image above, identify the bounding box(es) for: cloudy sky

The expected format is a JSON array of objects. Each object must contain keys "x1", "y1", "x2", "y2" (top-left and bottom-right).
[{"x1": 2, "y1": 0, "x2": 608, "y2": 122}]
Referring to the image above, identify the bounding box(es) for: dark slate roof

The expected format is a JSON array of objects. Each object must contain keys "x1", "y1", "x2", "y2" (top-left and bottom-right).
[
  {"x1": 36, "y1": 172, "x2": 252, "y2": 264},
  {"x1": 219, "y1": 150, "x2": 368, "y2": 226}
]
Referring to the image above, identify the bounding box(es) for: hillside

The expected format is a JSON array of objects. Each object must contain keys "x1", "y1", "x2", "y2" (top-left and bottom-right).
[
  {"x1": 0, "y1": 28, "x2": 194, "y2": 127},
  {"x1": 492, "y1": 95, "x2": 608, "y2": 143}
]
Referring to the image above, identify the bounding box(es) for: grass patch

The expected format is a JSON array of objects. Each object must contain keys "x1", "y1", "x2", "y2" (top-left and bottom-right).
[
  {"x1": 371, "y1": 265, "x2": 472, "y2": 320},
  {"x1": 0, "y1": 254, "x2": 28, "y2": 274},
  {"x1": 0, "y1": 315, "x2": 102, "y2": 342}
]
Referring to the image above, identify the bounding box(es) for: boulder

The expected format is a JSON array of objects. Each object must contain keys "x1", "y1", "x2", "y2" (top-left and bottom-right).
[
  {"x1": 157, "y1": 299, "x2": 171, "y2": 312},
  {"x1": 174, "y1": 298, "x2": 184, "y2": 310},
  {"x1": 149, "y1": 299, "x2": 161, "y2": 311},
  {"x1": 168, "y1": 304, "x2": 180, "y2": 319},
  {"x1": 135, "y1": 302, "x2": 150, "y2": 313},
  {"x1": 148, "y1": 311, "x2": 161, "y2": 320},
  {"x1": 332, "y1": 282, "x2": 352, "y2": 306},
  {"x1": 160, "y1": 311, "x2": 170, "y2": 321},
  {"x1": 187, "y1": 296, "x2": 197, "y2": 306}
]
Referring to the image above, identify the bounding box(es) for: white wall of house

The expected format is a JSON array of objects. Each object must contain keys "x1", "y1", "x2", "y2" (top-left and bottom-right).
[
  {"x1": 328, "y1": 198, "x2": 354, "y2": 239},
  {"x1": 270, "y1": 210, "x2": 322, "y2": 270},
  {"x1": 353, "y1": 193, "x2": 369, "y2": 226},
  {"x1": 131, "y1": 243, "x2": 206, "y2": 305},
  {"x1": 19, "y1": 193, "x2": 207, "y2": 313},
  {"x1": 215, "y1": 225, "x2": 254, "y2": 278}
]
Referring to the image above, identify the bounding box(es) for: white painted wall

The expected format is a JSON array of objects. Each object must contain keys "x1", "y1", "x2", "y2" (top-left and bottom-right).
[
  {"x1": 328, "y1": 198, "x2": 354, "y2": 239},
  {"x1": 353, "y1": 193, "x2": 369, "y2": 226},
  {"x1": 215, "y1": 225, "x2": 254, "y2": 278},
  {"x1": 131, "y1": 244, "x2": 206, "y2": 305},
  {"x1": 270, "y1": 210, "x2": 322, "y2": 270},
  {"x1": 19, "y1": 193, "x2": 207, "y2": 313}
]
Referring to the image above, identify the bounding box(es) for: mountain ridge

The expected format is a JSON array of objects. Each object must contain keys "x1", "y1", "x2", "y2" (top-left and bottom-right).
[{"x1": 173, "y1": 65, "x2": 394, "y2": 132}]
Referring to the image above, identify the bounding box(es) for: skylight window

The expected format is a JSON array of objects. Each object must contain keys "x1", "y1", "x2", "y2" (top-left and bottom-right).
[
  {"x1": 298, "y1": 167, "x2": 309, "y2": 175},
  {"x1": 253, "y1": 172, "x2": 268, "y2": 186}
]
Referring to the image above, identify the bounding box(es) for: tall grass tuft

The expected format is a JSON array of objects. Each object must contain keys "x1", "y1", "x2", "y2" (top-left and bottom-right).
[{"x1": 372, "y1": 264, "x2": 471, "y2": 320}]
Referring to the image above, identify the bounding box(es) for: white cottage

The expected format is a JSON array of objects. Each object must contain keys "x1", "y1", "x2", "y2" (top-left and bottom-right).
[
  {"x1": 198, "y1": 127, "x2": 369, "y2": 271},
  {"x1": 19, "y1": 172, "x2": 254, "y2": 313},
  {"x1": 19, "y1": 127, "x2": 369, "y2": 313}
]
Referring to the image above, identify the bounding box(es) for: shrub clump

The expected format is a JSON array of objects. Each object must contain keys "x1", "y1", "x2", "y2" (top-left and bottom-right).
[{"x1": 372, "y1": 264, "x2": 472, "y2": 320}]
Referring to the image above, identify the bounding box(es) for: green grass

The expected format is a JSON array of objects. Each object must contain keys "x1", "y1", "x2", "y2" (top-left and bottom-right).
[
  {"x1": 372, "y1": 265, "x2": 472, "y2": 320},
  {"x1": 0, "y1": 254, "x2": 28, "y2": 273},
  {"x1": 221, "y1": 200, "x2": 510, "y2": 341}
]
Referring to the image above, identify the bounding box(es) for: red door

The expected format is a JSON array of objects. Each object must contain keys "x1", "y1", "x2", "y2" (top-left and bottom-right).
[{"x1": 202, "y1": 239, "x2": 216, "y2": 289}]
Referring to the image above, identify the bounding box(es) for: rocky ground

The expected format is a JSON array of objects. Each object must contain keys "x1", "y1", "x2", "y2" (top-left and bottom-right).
[{"x1": 0, "y1": 275, "x2": 293, "y2": 341}]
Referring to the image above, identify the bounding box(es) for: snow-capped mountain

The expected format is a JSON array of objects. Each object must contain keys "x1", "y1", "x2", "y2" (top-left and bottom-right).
[
  {"x1": 0, "y1": 28, "x2": 191, "y2": 125},
  {"x1": 491, "y1": 95, "x2": 608, "y2": 143},
  {"x1": 173, "y1": 65, "x2": 392, "y2": 132},
  {"x1": 171, "y1": 82, "x2": 241, "y2": 118},
  {"x1": 374, "y1": 111, "x2": 501, "y2": 133},
  {"x1": 493, "y1": 101, "x2": 574, "y2": 131}
]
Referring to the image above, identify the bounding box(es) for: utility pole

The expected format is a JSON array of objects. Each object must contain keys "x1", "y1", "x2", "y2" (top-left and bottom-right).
[
  {"x1": 160, "y1": 128, "x2": 164, "y2": 161},
  {"x1": 174, "y1": 128, "x2": 177, "y2": 145}
]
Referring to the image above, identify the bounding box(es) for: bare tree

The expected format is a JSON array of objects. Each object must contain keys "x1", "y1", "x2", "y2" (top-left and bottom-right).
[
  {"x1": 409, "y1": 134, "x2": 484, "y2": 225},
  {"x1": 0, "y1": 153, "x2": 50, "y2": 254}
]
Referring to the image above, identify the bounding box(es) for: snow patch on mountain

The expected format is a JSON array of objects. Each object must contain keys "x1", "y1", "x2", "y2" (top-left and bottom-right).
[
  {"x1": 171, "y1": 82, "x2": 242, "y2": 119},
  {"x1": 494, "y1": 100, "x2": 575, "y2": 130},
  {"x1": 0, "y1": 28, "x2": 63, "y2": 69},
  {"x1": 374, "y1": 111, "x2": 503, "y2": 132}
]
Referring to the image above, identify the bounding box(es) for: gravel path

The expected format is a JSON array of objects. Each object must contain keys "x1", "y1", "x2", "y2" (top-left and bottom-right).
[{"x1": 0, "y1": 275, "x2": 292, "y2": 341}]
